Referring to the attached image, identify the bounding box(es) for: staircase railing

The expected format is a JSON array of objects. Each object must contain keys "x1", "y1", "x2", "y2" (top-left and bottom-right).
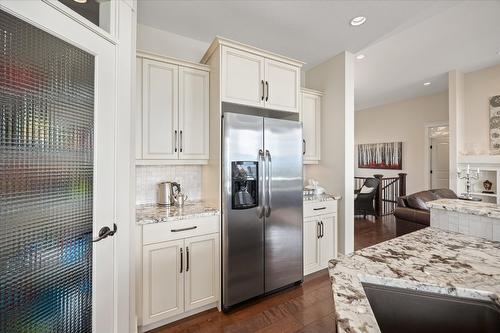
[{"x1": 354, "y1": 173, "x2": 407, "y2": 217}]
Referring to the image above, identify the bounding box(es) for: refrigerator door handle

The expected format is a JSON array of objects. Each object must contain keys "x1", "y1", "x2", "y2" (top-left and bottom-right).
[
  {"x1": 265, "y1": 149, "x2": 272, "y2": 217},
  {"x1": 258, "y1": 149, "x2": 265, "y2": 218}
]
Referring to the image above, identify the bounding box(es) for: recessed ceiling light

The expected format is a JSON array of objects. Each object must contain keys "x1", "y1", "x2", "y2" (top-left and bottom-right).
[
  {"x1": 350, "y1": 16, "x2": 367, "y2": 26},
  {"x1": 356, "y1": 54, "x2": 366, "y2": 60},
  {"x1": 424, "y1": 82, "x2": 431, "y2": 86},
  {"x1": 73, "y1": 0, "x2": 87, "y2": 3}
]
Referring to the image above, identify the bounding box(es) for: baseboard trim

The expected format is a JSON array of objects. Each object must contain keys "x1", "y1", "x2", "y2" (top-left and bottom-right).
[{"x1": 138, "y1": 302, "x2": 218, "y2": 332}]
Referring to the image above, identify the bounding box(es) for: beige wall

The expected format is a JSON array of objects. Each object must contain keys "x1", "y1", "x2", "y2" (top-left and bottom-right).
[
  {"x1": 305, "y1": 52, "x2": 355, "y2": 254},
  {"x1": 355, "y1": 92, "x2": 449, "y2": 195},
  {"x1": 462, "y1": 63, "x2": 500, "y2": 155}
]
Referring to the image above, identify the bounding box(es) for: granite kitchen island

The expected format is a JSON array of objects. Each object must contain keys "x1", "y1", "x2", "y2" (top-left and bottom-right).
[
  {"x1": 427, "y1": 198, "x2": 500, "y2": 241},
  {"x1": 329, "y1": 227, "x2": 500, "y2": 333}
]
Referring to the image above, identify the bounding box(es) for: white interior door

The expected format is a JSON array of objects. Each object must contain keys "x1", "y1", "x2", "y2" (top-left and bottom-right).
[
  {"x1": 0, "y1": 2, "x2": 117, "y2": 332},
  {"x1": 430, "y1": 136, "x2": 450, "y2": 189}
]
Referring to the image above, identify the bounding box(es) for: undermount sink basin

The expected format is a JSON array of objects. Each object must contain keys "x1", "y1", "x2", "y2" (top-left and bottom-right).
[{"x1": 362, "y1": 282, "x2": 500, "y2": 333}]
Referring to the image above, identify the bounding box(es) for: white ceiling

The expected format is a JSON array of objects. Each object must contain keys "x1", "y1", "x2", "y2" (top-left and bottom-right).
[{"x1": 137, "y1": 0, "x2": 500, "y2": 110}]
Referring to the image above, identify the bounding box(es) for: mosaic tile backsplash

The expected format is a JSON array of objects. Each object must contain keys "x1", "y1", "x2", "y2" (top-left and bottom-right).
[{"x1": 136, "y1": 165, "x2": 202, "y2": 204}]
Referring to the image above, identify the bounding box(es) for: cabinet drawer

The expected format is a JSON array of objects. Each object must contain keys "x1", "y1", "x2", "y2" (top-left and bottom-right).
[
  {"x1": 143, "y1": 215, "x2": 220, "y2": 245},
  {"x1": 304, "y1": 201, "x2": 337, "y2": 218}
]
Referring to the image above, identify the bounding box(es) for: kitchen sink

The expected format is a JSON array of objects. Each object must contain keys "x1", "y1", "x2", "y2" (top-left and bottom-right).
[{"x1": 362, "y1": 282, "x2": 500, "y2": 333}]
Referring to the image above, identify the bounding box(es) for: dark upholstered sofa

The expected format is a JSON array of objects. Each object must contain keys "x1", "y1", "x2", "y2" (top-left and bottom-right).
[{"x1": 394, "y1": 188, "x2": 457, "y2": 236}]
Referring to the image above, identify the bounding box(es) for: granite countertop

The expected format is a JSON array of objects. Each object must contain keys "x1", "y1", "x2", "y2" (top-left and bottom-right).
[
  {"x1": 303, "y1": 193, "x2": 342, "y2": 203},
  {"x1": 329, "y1": 227, "x2": 500, "y2": 333},
  {"x1": 427, "y1": 198, "x2": 500, "y2": 219},
  {"x1": 136, "y1": 201, "x2": 220, "y2": 225}
]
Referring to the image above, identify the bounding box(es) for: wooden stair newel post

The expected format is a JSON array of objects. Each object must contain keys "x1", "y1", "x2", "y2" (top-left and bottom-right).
[
  {"x1": 374, "y1": 174, "x2": 384, "y2": 218},
  {"x1": 398, "y1": 173, "x2": 407, "y2": 197}
]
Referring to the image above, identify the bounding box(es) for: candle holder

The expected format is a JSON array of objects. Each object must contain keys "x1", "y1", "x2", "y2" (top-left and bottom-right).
[{"x1": 457, "y1": 167, "x2": 480, "y2": 200}]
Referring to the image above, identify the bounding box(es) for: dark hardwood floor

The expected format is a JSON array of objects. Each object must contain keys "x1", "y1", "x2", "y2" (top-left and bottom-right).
[
  {"x1": 152, "y1": 215, "x2": 396, "y2": 333},
  {"x1": 152, "y1": 269, "x2": 336, "y2": 333},
  {"x1": 354, "y1": 214, "x2": 397, "y2": 251}
]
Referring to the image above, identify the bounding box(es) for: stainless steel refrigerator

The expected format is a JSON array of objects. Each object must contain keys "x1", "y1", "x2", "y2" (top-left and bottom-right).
[{"x1": 222, "y1": 111, "x2": 303, "y2": 310}]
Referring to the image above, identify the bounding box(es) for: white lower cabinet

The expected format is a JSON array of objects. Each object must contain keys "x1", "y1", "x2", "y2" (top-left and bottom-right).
[
  {"x1": 142, "y1": 240, "x2": 184, "y2": 324},
  {"x1": 303, "y1": 218, "x2": 321, "y2": 274},
  {"x1": 139, "y1": 216, "x2": 220, "y2": 331},
  {"x1": 184, "y1": 234, "x2": 219, "y2": 311},
  {"x1": 303, "y1": 200, "x2": 337, "y2": 275}
]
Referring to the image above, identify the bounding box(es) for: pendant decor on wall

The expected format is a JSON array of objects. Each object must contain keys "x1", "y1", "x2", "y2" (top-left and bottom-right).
[
  {"x1": 358, "y1": 142, "x2": 402, "y2": 170},
  {"x1": 489, "y1": 95, "x2": 500, "y2": 154}
]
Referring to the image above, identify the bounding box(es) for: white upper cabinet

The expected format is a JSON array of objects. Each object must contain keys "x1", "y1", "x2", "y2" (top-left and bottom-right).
[
  {"x1": 142, "y1": 59, "x2": 178, "y2": 160},
  {"x1": 136, "y1": 52, "x2": 210, "y2": 164},
  {"x1": 207, "y1": 38, "x2": 303, "y2": 113},
  {"x1": 300, "y1": 88, "x2": 322, "y2": 163},
  {"x1": 221, "y1": 46, "x2": 265, "y2": 108},
  {"x1": 136, "y1": 57, "x2": 143, "y2": 160},
  {"x1": 179, "y1": 67, "x2": 210, "y2": 160},
  {"x1": 265, "y1": 59, "x2": 299, "y2": 113}
]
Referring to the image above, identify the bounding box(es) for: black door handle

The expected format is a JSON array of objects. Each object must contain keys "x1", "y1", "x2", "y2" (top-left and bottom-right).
[
  {"x1": 317, "y1": 222, "x2": 321, "y2": 239},
  {"x1": 93, "y1": 223, "x2": 117, "y2": 242},
  {"x1": 180, "y1": 248, "x2": 183, "y2": 273},
  {"x1": 303, "y1": 139, "x2": 306, "y2": 155},
  {"x1": 265, "y1": 81, "x2": 269, "y2": 101},
  {"x1": 186, "y1": 246, "x2": 190, "y2": 272},
  {"x1": 261, "y1": 80, "x2": 265, "y2": 101},
  {"x1": 320, "y1": 221, "x2": 324, "y2": 238}
]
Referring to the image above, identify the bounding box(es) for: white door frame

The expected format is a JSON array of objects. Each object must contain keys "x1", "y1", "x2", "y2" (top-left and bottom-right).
[
  {"x1": 0, "y1": 1, "x2": 135, "y2": 332},
  {"x1": 424, "y1": 121, "x2": 449, "y2": 189}
]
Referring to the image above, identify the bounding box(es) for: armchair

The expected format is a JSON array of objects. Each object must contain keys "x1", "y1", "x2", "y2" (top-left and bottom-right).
[{"x1": 354, "y1": 178, "x2": 380, "y2": 218}]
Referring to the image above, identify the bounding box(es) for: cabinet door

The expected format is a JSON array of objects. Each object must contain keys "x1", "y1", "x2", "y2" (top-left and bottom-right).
[
  {"x1": 184, "y1": 234, "x2": 219, "y2": 311},
  {"x1": 319, "y1": 215, "x2": 336, "y2": 268},
  {"x1": 264, "y1": 59, "x2": 300, "y2": 113},
  {"x1": 221, "y1": 46, "x2": 265, "y2": 108},
  {"x1": 142, "y1": 240, "x2": 184, "y2": 325},
  {"x1": 142, "y1": 59, "x2": 178, "y2": 159},
  {"x1": 136, "y1": 57, "x2": 143, "y2": 159},
  {"x1": 178, "y1": 67, "x2": 209, "y2": 160},
  {"x1": 301, "y1": 92, "x2": 321, "y2": 162},
  {"x1": 303, "y1": 218, "x2": 321, "y2": 275}
]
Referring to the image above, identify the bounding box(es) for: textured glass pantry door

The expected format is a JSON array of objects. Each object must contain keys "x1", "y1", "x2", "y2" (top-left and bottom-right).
[{"x1": 0, "y1": 3, "x2": 117, "y2": 332}]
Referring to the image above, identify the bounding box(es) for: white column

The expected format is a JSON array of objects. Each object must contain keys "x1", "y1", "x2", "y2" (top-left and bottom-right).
[
  {"x1": 305, "y1": 52, "x2": 355, "y2": 254},
  {"x1": 448, "y1": 70, "x2": 464, "y2": 193}
]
